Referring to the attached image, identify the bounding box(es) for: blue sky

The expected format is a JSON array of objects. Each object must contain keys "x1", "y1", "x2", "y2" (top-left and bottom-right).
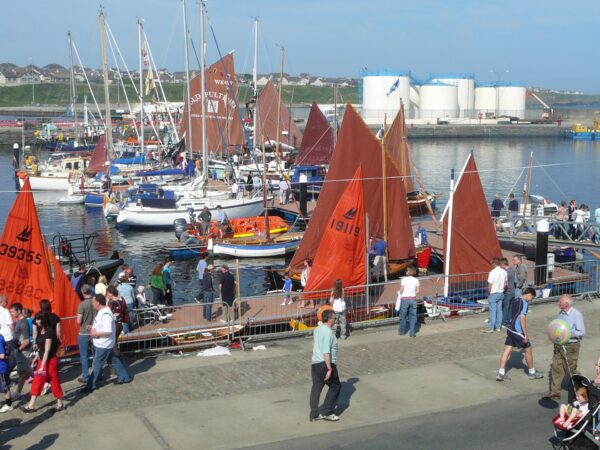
[{"x1": 1, "y1": 0, "x2": 599, "y2": 93}]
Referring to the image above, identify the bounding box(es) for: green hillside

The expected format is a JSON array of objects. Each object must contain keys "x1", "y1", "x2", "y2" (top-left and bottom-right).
[{"x1": 0, "y1": 82, "x2": 358, "y2": 107}]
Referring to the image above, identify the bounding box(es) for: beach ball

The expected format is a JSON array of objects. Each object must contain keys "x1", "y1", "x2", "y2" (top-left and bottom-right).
[{"x1": 546, "y1": 319, "x2": 571, "y2": 345}]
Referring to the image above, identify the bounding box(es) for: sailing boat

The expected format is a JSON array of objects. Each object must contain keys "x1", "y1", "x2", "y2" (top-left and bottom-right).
[
  {"x1": 384, "y1": 104, "x2": 436, "y2": 212},
  {"x1": 295, "y1": 102, "x2": 334, "y2": 166},
  {"x1": 0, "y1": 178, "x2": 80, "y2": 355},
  {"x1": 291, "y1": 104, "x2": 416, "y2": 277},
  {"x1": 438, "y1": 151, "x2": 502, "y2": 310}
]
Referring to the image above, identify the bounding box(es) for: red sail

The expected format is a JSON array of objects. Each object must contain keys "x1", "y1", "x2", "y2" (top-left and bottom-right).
[
  {"x1": 304, "y1": 167, "x2": 366, "y2": 293},
  {"x1": 0, "y1": 178, "x2": 53, "y2": 308},
  {"x1": 180, "y1": 53, "x2": 245, "y2": 154},
  {"x1": 296, "y1": 102, "x2": 334, "y2": 165},
  {"x1": 291, "y1": 105, "x2": 415, "y2": 269},
  {"x1": 49, "y1": 248, "x2": 80, "y2": 355},
  {"x1": 256, "y1": 80, "x2": 303, "y2": 148},
  {"x1": 384, "y1": 105, "x2": 414, "y2": 193},
  {"x1": 442, "y1": 153, "x2": 502, "y2": 277},
  {"x1": 85, "y1": 134, "x2": 107, "y2": 175}
]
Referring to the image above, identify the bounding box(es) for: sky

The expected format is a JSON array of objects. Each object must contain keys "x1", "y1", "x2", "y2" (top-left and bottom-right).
[{"x1": 1, "y1": 0, "x2": 599, "y2": 93}]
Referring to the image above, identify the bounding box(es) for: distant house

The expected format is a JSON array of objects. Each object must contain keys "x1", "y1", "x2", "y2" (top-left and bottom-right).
[
  {"x1": 256, "y1": 76, "x2": 270, "y2": 87},
  {"x1": 311, "y1": 77, "x2": 328, "y2": 87},
  {"x1": 0, "y1": 72, "x2": 6, "y2": 85}
]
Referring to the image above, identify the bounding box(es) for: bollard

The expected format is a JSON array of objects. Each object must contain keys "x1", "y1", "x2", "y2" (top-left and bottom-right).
[{"x1": 535, "y1": 219, "x2": 549, "y2": 285}]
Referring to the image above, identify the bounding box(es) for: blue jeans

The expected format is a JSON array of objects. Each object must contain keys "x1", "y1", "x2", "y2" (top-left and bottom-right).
[
  {"x1": 515, "y1": 288, "x2": 522, "y2": 299},
  {"x1": 487, "y1": 293, "x2": 504, "y2": 330},
  {"x1": 78, "y1": 334, "x2": 92, "y2": 382},
  {"x1": 203, "y1": 290, "x2": 213, "y2": 320},
  {"x1": 87, "y1": 346, "x2": 131, "y2": 390},
  {"x1": 398, "y1": 299, "x2": 417, "y2": 337},
  {"x1": 502, "y1": 292, "x2": 514, "y2": 325}
]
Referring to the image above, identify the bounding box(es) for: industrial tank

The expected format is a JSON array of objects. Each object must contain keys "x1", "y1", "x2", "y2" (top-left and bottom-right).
[
  {"x1": 430, "y1": 74, "x2": 475, "y2": 118},
  {"x1": 474, "y1": 84, "x2": 497, "y2": 118},
  {"x1": 497, "y1": 85, "x2": 526, "y2": 119},
  {"x1": 418, "y1": 82, "x2": 458, "y2": 119},
  {"x1": 361, "y1": 70, "x2": 411, "y2": 122}
]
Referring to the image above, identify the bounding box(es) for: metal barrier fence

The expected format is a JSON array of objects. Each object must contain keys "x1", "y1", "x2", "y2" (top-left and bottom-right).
[{"x1": 55, "y1": 259, "x2": 600, "y2": 356}]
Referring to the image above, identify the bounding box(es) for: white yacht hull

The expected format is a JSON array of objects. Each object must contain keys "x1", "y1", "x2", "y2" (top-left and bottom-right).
[
  {"x1": 116, "y1": 197, "x2": 266, "y2": 228},
  {"x1": 19, "y1": 174, "x2": 71, "y2": 191}
]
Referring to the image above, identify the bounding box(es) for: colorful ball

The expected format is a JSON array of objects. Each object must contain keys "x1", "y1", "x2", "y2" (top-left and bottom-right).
[{"x1": 546, "y1": 319, "x2": 571, "y2": 345}]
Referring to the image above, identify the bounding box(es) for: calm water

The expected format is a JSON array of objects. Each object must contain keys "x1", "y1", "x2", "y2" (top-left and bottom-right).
[{"x1": 1, "y1": 137, "x2": 599, "y2": 303}]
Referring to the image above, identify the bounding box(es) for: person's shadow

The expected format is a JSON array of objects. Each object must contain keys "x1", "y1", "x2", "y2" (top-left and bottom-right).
[{"x1": 336, "y1": 377, "x2": 359, "y2": 416}]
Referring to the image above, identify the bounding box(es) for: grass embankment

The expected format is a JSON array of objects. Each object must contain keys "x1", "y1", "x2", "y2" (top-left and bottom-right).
[{"x1": 0, "y1": 83, "x2": 358, "y2": 107}]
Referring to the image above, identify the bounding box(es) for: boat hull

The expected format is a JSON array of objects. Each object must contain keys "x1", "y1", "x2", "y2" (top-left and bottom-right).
[
  {"x1": 212, "y1": 238, "x2": 301, "y2": 258},
  {"x1": 19, "y1": 175, "x2": 71, "y2": 191},
  {"x1": 116, "y1": 198, "x2": 265, "y2": 228}
]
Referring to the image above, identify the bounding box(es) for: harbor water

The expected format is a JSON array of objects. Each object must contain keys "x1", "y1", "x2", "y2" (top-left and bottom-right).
[{"x1": 1, "y1": 136, "x2": 599, "y2": 304}]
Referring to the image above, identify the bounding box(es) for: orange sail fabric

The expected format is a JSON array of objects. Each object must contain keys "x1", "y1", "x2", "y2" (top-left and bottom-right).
[
  {"x1": 0, "y1": 178, "x2": 53, "y2": 308},
  {"x1": 384, "y1": 105, "x2": 414, "y2": 194},
  {"x1": 180, "y1": 52, "x2": 245, "y2": 154},
  {"x1": 291, "y1": 104, "x2": 415, "y2": 269},
  {"x1": 256, "y1": 80, "x2": 303, "y2": 148},
  {"x1": 442, "y1": 153, "x2": 502, "y2": 278},
  {"x1": 304, "y1": 167, "x2": 366, "y2": 293},
  {"x1": 296, "y1": 102, "x2": 334, "y2": 165},
  {"x1": 49, "y1": 248, "x2": 80, "y2": 355}
]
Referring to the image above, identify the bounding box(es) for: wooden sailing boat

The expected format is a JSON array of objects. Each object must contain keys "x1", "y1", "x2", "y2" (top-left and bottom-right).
[
  {"x1": 295, "y1": 102, "x2": 334, "y2": 166},
  {"x1": 179, "y1": 52, "x2": 245, "y2": 155},
  {"x1": 291, "y1": 104, "x2": 416, "y2": 277},
  {"x1": 256, "y1": 80, "x2": 303, "y2": 150},
  {"x1": 0, "y1": 178, "x2": 80, "y2": 355},
  {"x1": 438, "y1": 151, "x2": 502, "y2": 309},
  {"x1": 384, "y1": 104, "x2": 437, "y2": 212}
]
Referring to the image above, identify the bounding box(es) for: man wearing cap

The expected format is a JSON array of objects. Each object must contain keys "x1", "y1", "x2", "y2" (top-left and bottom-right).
[
  {"x1": 201, "y1": 265, "x2": 215, "y2": 320},
  {"x1": 199, "y1": 206, "x2": 212, "y2": 236},
  {"x1": 543, "y1": 294, "x2": 585, "y2": 399}
]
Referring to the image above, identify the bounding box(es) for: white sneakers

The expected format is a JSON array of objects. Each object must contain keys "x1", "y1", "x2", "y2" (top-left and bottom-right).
[{"x1": 0, "y1": 404, "x2": 13, "y2": 413}]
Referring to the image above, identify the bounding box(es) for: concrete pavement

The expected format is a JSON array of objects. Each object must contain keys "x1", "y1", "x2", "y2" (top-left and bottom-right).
[{"x1": 2, "y1": 298, "x2": 599, "y2": 449}]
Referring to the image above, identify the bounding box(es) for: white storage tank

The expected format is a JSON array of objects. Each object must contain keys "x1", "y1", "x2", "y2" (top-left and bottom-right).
[
  {"x1": 361, "y1": 70, "x2": 411, "y2": 122},
  {"x1": 418, "y1": 82, "x2": 458, "y2": 119},
  {"x1": 430, "y1": 74, "x2": 475, "y2": 118},
  {"x1": 497, "y1": 84, "x2": 526, "y2": 119},
  {"x1": 475, "y1": 84, "x2": 497, "y2": 118}
]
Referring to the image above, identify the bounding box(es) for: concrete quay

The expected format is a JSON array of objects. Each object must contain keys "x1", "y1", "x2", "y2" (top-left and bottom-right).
[{"x1": 2, "y1": 299, "x2": 600, "y2": 449}]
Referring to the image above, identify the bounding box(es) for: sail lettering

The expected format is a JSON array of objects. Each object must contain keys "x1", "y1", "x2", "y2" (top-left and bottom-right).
[
  {"x1": 0, "y1": 243, "x2": 43, "y2": 265},
  {"x1": 329, "y1": 217, "x2": 360, "y2": 237}
]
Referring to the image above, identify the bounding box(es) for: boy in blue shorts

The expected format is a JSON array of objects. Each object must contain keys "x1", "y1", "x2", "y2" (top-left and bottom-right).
[
  {"x1": 281, "y1": 272, "x2": 293, "y2": 306},
  {"x1": 496, "y1": 287, "x2": 544, "y2": 381}
]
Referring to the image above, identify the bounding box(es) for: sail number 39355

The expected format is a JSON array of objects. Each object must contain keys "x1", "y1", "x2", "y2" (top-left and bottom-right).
[{"x1": 0, "y1": 244, "x2": 42, "y2": 264}]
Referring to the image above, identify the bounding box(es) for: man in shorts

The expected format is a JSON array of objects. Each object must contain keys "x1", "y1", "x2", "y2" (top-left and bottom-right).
[{"x1": 496, "y1": 287, "x2": 544, "y2": 381}]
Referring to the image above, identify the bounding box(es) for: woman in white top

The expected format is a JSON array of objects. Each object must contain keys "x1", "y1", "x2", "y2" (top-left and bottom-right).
[
  {"x1": 95, "y1": 275, "x2": 108, "y2": 296},
  {"x1": 395, "y1": 266, "x2": 420, "y2": 337},
  {"x1": 299, "y1": 259, "x2": 314, "y2": 308},
  {"x1": 329, "y1": 279, "x2": 349, "y2": 339}
]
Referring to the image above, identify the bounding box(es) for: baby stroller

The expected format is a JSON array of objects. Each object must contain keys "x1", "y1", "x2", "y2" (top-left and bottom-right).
[
  {"x1": 137, "y1": 304, "x2": 171, "y2": 326},
  {"x1": 552, "y1": 374, "x2": 600, "y2": 449}
]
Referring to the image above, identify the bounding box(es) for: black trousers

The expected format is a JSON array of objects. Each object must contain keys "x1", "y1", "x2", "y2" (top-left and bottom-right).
[{"x1": 310, "y1": 362, "x2": 341, "y2": 419}]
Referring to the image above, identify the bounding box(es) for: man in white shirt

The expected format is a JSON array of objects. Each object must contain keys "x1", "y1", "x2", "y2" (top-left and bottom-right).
[
  {"x1": 81, "y1": 294, "x2": 131, "y2": 393},
  {"x1": 0, "y1": 296, "x2": 14, "y2": 344},
  {"x1": 484, "y1": 257, "x2": 507, "y2": 333},
  {"x1": 279, "y1": 178, "x2": 290, "y2": 205}
]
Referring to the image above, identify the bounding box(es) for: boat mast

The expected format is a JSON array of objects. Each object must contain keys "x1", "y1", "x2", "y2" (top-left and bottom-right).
[
  {"x1": 381, "y1": 114, "x2": 389, "y2": 247},
  {"x1": 252, "y1": 18, "x2": 259, "y2": 160},
  {"x1": 138, "y1": 18, "x2": 144, "y2": 156},
  {"x1": 522, "y1": 151, "x2": 533, "y2": 218},
  {"x1": 199, "y1": 0, "x2": 208, "y2": 182},
  {"x1": 67, "y1": 31, "x2": 78, "y2": 141},
  {"x1": 274, "y1": 46, "x2": 285, "y2": 171},
  {"x1": 333, "y1": 83, "x2": 338, "y2": 145},
  {"x1": 99, "y1": 7, "x2": 114, "y2": 156},
  {"x1": 443, "y1": 168, "x2": 456, "y2": 298},
  {"x1": 182, "y1": 0, "x2": 194, "y2": 163}
]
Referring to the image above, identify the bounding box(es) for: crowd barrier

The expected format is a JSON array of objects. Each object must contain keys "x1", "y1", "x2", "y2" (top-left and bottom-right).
[{"x1": 54, "y1": 260, "x2": 599, "y2": 356}]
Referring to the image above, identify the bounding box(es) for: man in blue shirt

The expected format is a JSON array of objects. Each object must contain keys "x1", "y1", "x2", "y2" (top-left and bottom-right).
[
  {"x1": 543, "y1": 294, "x2": 585, "y2": 399},
  {"x1": 369, "y1": 235, "x2": 388, "y2": 283},
  {"x1": 309, "y1": 309, "x2": 340, "y2": 422},
  {"x1": 507, "y1": 193, "x2": 519, "y2": 237},
  {"x1": 496, "y1": 287, "x2": 543, "y2": 381}
]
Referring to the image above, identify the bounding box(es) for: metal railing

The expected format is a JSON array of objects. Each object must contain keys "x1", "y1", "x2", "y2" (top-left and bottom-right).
[{"x1": 56, "y1": 260, "x2": 599, "y2": 356}]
